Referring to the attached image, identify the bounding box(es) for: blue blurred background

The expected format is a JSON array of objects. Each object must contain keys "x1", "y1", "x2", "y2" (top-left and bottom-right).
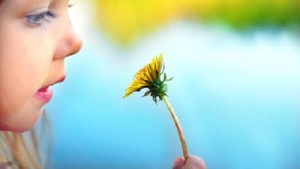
[{"x1": 46, "y1": 1, "x2": 300, "y2": 169}]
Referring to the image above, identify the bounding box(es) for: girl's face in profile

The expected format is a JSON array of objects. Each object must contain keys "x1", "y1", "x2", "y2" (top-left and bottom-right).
[{"x1": 0, "y1": 0, "x2": 82, "y2": 132}]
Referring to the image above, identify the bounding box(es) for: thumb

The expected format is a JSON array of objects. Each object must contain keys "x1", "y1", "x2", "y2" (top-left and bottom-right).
[{"x1": 173, "y1": 157, "x2": 185, "y2": 169}]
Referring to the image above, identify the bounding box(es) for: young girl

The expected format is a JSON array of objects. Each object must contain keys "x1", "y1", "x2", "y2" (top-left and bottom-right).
[{"x1": 0, "y1": 0, "x2": 205, "y2": 168}]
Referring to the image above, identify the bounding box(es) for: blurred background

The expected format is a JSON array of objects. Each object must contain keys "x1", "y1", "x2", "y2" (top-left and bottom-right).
[{"x1": 46, "y1": 0, "x2": 300, "y2": 168}]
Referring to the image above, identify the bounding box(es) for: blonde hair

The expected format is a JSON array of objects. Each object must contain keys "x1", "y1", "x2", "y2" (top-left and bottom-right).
[
  {"x1": 0, "y1": 114, "x2": 51, "y2": 169},
  {"x1": 0, "y1": 132, "x2": 41, "y2": 169}
]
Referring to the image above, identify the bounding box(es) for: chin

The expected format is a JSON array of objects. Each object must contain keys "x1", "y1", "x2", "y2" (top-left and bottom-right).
[
  {"x1": 0, "y1": 121, "x2": 37, "y2": 133},
  {"x1": 0, "y1": 109, "x2": 43, "y2": 133}
]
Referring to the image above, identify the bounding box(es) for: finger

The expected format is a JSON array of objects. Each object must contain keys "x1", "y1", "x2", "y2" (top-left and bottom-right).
[
  {"x1": 172, "y1": 157, "x2": 185, "y2": 169},
  {"x1": 185, "y1": 155, "x2": 207, "y2": 169}
]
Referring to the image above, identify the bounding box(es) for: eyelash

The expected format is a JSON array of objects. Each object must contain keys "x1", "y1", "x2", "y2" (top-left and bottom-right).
[
  {"x1": 26, "y1": 11, "x2": 56, "y2": 27},
  {"x1": 26, "y1": 4, "x2": 74, "y2": 27}
]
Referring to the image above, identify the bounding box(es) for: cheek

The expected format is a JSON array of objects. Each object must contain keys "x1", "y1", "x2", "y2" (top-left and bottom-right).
[{"x1": 0, "y1": 34, "x2": 53, "y2": 117}]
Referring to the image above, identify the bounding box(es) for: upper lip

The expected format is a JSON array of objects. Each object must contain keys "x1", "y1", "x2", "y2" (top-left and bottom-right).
[
  {"x1": 56, "y1": 76, "x2": 66, "y2": 84},
  {"x1": 45, "y1": 76, "x2": 66, "y2": 88}
]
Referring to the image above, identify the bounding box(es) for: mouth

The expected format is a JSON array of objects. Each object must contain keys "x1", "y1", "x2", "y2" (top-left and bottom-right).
[{"x1": 35, "y1": 76, "x2": 66, "y2": 103}]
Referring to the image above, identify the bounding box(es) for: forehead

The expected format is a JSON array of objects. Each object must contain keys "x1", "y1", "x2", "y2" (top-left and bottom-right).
[
  {"x1": 0, "y1": 0, "x2": 69, "y2": 14},
  {"x1": 0, "y1": 0, "x2": 49, "y2": 12}
]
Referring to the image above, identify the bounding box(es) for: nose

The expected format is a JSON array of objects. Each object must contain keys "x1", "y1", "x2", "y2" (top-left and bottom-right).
[{"x1": 54, "y1": 26, "x2": 82, "y2": 60}]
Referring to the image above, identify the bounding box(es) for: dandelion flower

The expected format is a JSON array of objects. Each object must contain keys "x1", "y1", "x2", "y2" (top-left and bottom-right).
[
  {"x1": 123, "y1": 54, "x2": 173, "y2": 103},
  {"x1": 123, "y1": 54, "x2": 189, "y2": 160}
]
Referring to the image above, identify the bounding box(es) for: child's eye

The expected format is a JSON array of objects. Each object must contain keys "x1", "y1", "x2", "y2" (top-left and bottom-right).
[{"x1": 26, "y1": 11, "x2": 56, "y2": 27}]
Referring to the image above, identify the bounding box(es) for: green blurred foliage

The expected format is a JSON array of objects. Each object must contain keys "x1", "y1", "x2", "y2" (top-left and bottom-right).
[{"x1": 91, "y1": 0, "x2": 300, "y2": 45}]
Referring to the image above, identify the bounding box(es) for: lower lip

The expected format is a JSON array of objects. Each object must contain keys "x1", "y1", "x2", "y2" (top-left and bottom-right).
[{"x1": 36, "y1": 86, "x2": 53, "y2": 103}]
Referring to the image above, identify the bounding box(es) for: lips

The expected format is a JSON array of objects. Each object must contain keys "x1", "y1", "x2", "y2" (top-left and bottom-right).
[
  {"x1": 35, "y1": 76, "x2": 66, "y2": 103},
  {"x1": 56, "y1": 76, "x2": 66, "y2": 84},
  {"x1": 47, "y1": 76, "x2": 66, "y2": 87},
  {"x1": 36, "y1": 86, "x2": 53, "y2": 103}
]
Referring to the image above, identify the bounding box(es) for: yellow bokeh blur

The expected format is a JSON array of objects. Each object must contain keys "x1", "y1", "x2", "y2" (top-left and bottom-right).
[{"x1": 91, "y1": 0, "x2": 300, "y2": 45}]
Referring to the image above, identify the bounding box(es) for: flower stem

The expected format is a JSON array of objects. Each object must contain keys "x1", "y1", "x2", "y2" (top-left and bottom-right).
[{"x1": 162, "y1": 96, "x2": 189, "y2": 161}]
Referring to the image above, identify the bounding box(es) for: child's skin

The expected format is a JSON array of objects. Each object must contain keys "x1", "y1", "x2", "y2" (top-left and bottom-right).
[
  {"x1": 0, "y1": 0, "x2": 82, "y2": 132},
  {"x1": 0, "y1": 0, "x2": 206, "y2": 168},
  {"x1": 173, "y1": 156, "x2": 206, "y2": 169}
]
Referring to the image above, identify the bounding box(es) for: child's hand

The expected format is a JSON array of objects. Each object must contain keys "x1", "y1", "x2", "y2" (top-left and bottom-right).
[{"x1": 173, "y1": 155, "x2": 206, "y2": 169}]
